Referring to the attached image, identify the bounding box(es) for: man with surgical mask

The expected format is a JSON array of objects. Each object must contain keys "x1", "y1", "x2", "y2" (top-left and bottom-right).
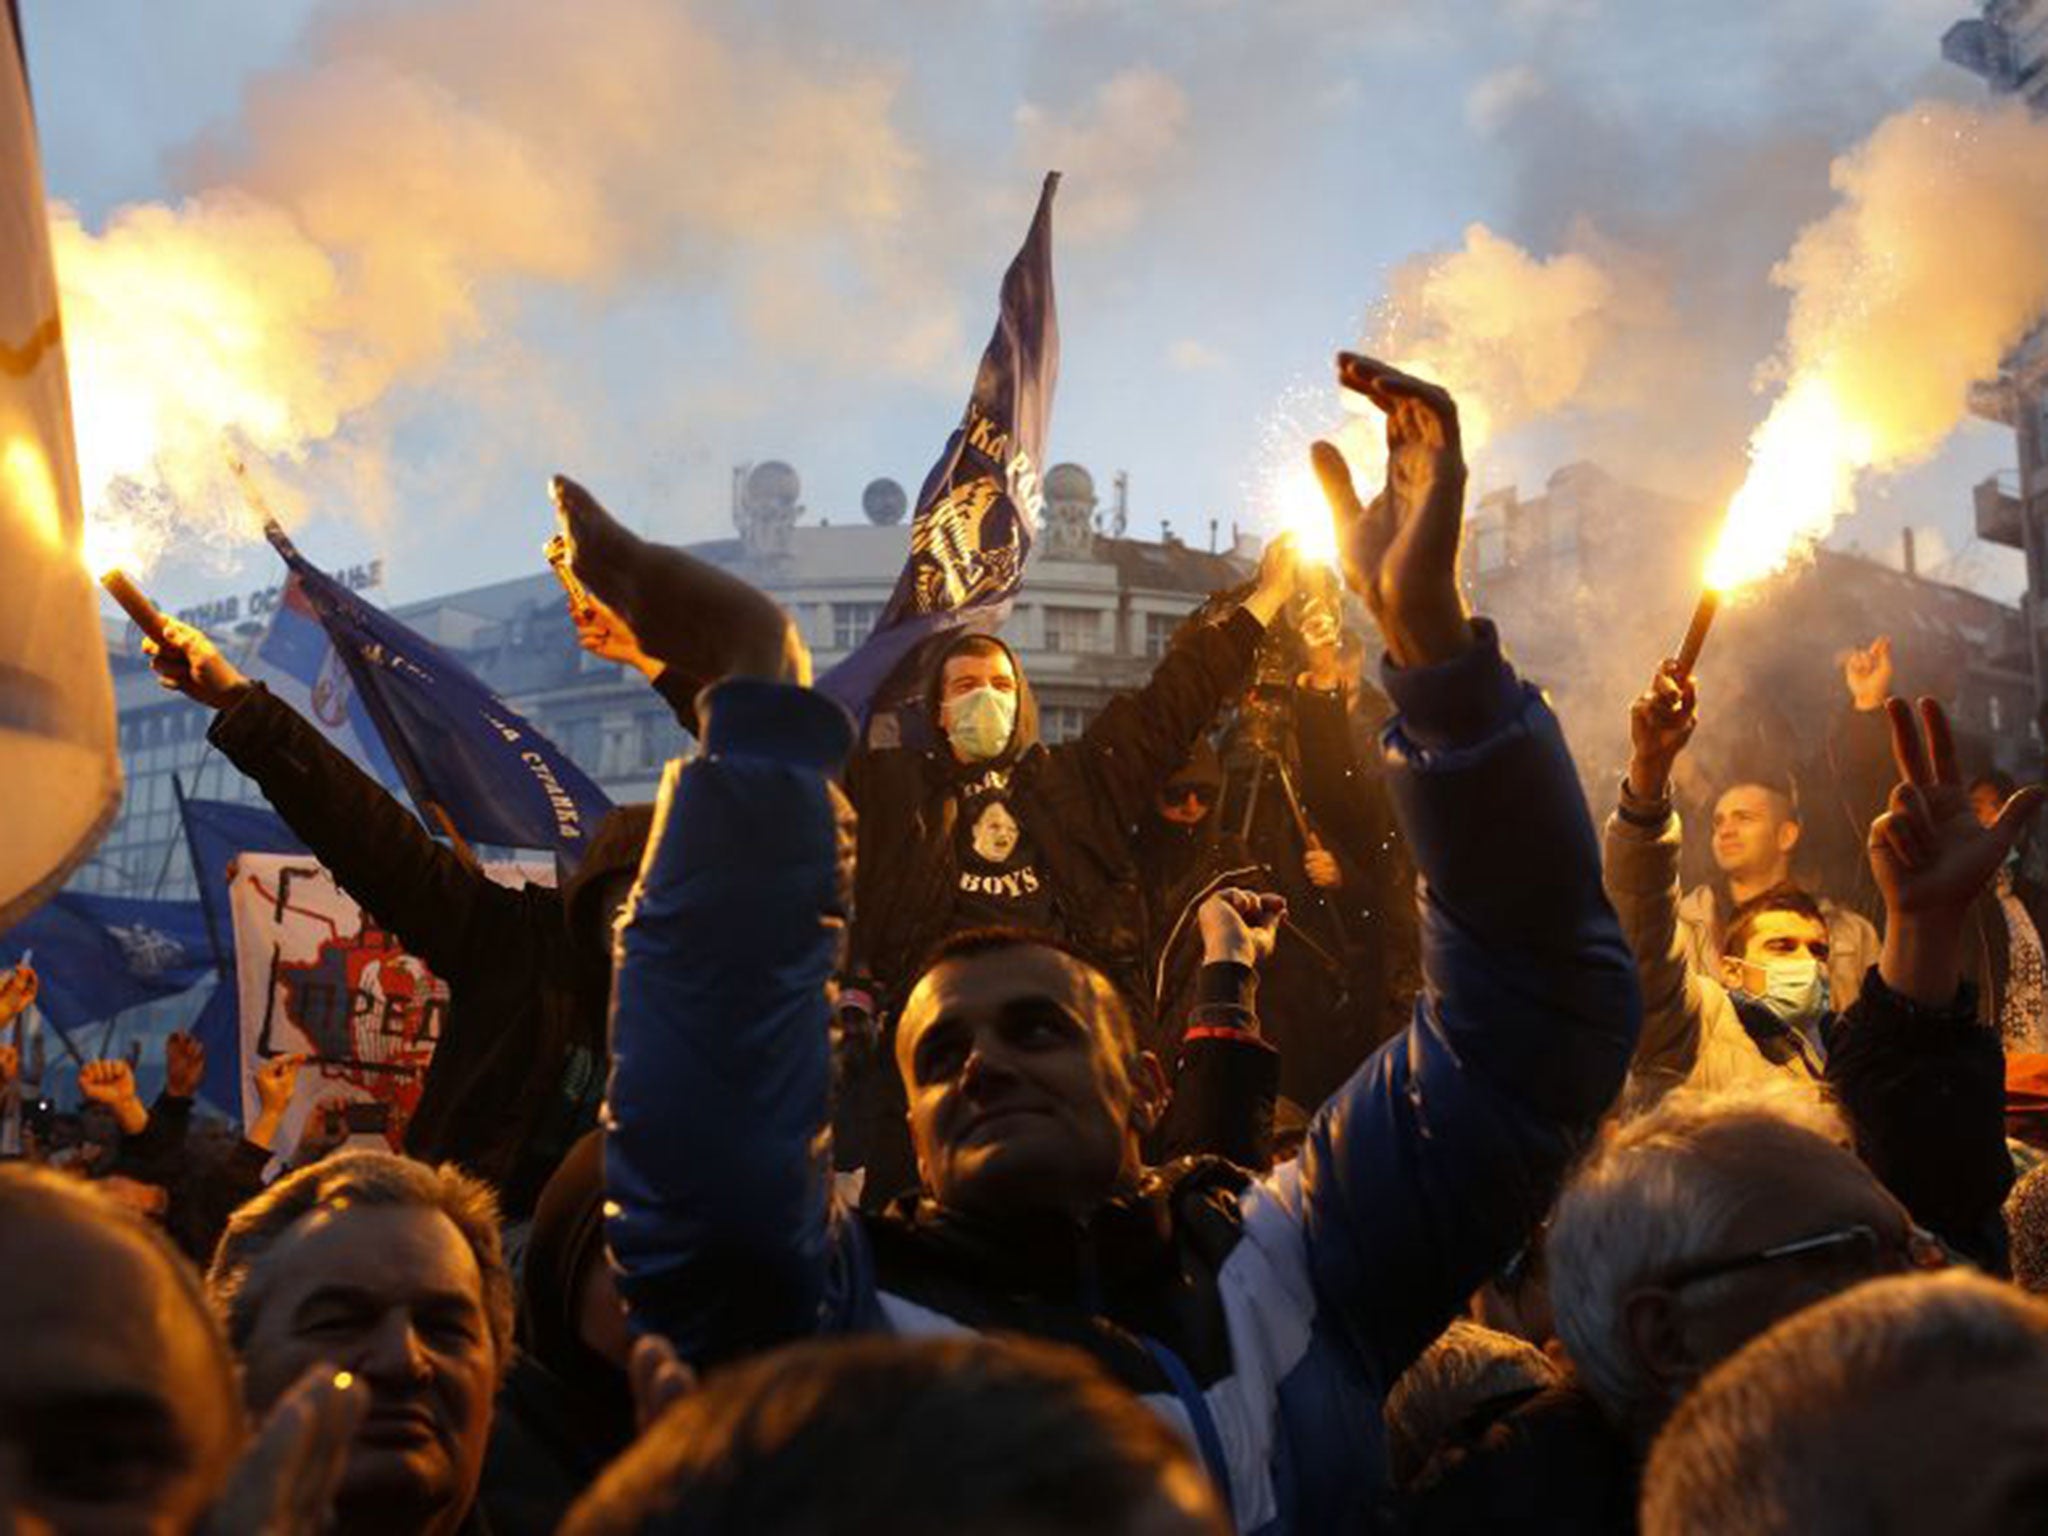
[
  {"x1": 1605, "y1": 662, "x2": 1850, "y2": 1100},
  {"x1": 843, "y1": 542, "x2": 1301, "y2": 1026}
]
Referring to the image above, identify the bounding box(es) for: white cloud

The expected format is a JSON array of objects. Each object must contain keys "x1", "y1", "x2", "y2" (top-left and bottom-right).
[{"x1": 1167, "y1": 337, "x2": 1228, "y2": 371}]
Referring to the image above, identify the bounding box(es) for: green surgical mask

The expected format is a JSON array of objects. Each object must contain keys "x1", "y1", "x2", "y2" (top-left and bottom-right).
[{"x1": 946, "y1": 685, "x2": 1016, "y2": 762}]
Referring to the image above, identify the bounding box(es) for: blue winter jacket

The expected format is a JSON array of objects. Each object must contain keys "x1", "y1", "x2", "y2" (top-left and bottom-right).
[{"x1": 604, "y1": 622, "x2": 1641, "y2": 1534}]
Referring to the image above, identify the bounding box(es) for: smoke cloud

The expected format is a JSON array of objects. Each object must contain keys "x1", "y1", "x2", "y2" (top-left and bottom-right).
[{"x1": 56, "y1": 0, "x2": 931, "y2": 570}]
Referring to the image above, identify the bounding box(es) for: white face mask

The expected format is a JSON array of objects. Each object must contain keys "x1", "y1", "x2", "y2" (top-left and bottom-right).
[
  {"x1": 945, "y1": 684, "x2": 1016, "y2": 763},
  {"x1": 1747, "y1": 954, "x2": 1831, "y2": 1027}
]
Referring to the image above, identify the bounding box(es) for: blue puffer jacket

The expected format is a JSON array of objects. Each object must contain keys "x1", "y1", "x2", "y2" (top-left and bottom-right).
[{"x1": 605, "y1": 622, "x2": 1642, "y2": 1535}]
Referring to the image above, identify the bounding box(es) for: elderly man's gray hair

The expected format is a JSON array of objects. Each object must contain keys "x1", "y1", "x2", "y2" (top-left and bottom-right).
[{"x1": 1544, "y1": 1080, "x2": 1847, "y2": 1433}]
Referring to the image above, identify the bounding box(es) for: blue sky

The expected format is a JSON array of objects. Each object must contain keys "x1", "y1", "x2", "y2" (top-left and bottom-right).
[{"x1": 22, "y1": 0, "x2": 2027, "y2": 611}]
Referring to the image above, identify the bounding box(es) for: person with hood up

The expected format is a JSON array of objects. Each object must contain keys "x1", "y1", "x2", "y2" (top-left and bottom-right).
[
  {"x1": 140, "y1": 615, "x2": 652, "y2": 1220},
  {"x1": 841, "y1": 551, "x2": 1299, "y2": 1014},
  {"x1": 544, "y1": 467, "x2": 1299, "y2": 1018}
]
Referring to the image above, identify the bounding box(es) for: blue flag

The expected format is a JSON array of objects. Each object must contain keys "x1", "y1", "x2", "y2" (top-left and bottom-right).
[
  {"x1": 175, "y1": 787, "x2": 309, "y2": 1112},
  {"x1": 175, "y1": 785, "x2": 307, "y2": 968},
  {"x1": 262, "y1": 527, "x2": 614, "y2": 860},
  {"x1": 0, "y1": 892, "x2": 213, "y2": 1033},
  {"x1": 254, "y1": 569, "x2": 406, "y2": 788},
  {"x1": 820, "y1": 173, "x2": 1060, "y2": 727}
]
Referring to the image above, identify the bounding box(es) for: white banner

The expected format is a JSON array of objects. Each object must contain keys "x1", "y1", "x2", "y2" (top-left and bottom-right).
[{"x1": 227, "y1": 850, "x2": 549, "y2": 1156}]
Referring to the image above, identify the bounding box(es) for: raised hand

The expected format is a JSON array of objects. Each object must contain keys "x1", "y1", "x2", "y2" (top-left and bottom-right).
[
  {"x1": 1243, "y1": 533, "x2": 1302, "y2": 627},
  {"x1": 1872, "y1": 697, "x2": 2045, "y2": 1004},
  {"x1": 254, "y1": 1054, "x2": 304, "y2": 1115},
  {"x1": 199, "y1": 1364, "x2": 366, "y2": 1536},
  {"x1": 142, "y1": 616, "x2": 250, "y2": 710},
  {"x1": 0, "y1": 1041, "x2": 17, "y2": 1091},
  {"x1": 0, "y1": 962, "x2": 36, "y2": 1026},
  {"x1": 1627, "y1": 661, "x2": 1699, "y2": 803},
  {"x1": 165, "y1": 1030, "x2": 206, "y2": 1099},
  {"x1": 78, "y1": 1058, "x2": 139, "y2": 1108},
  {"x1": 1843, "y1": 635, "x2": 1894, "y2": 713},
  {"x1": 79, "y1": 1058, "x2": 149, "y2": 1135},
  {"x1": 1311, "y1": 353, "x2": 1472, "y2": 668},
  {"x1": 550, "y1": 475, "x2": 811, "y2": 686},
  {"x1": 570, "y1": 591, "x2": 662, "y2": 679},
  {"x1": 1198, "y1": 888, "x2": 1288, "y2": 969}
]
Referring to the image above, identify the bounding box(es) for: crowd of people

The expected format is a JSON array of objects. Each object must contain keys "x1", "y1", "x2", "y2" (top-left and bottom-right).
[{"x1": 7, "y1": 351, "x2": 2048, "y2": 1533}]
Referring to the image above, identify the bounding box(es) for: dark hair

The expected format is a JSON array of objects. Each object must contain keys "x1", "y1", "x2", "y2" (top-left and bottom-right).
[
  {"x1": 910, "y1": 925, "x2": 1138, "y2": 1055},
  {"x1": 1723, "y1": 886, "x2": 1827, "y2": 958},
  {"x1": 559, "y1": 1335, "x2": 1219, "y2": 1536}
]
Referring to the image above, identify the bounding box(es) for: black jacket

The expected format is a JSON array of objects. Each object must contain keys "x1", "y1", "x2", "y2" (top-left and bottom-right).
[
  {"x1": 209, "y1": 685, "x2": 643, "y2": 1216},
  {"x1": 845, "y1": 612, "x2": 1263, "y2": 1008}
]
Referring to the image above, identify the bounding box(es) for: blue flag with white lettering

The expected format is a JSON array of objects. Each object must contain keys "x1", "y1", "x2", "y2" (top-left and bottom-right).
[
  {"x1": 263, "y1": 527, "x2": 613, "y2": 860},
  {"x1": 819, "y1": 173, "x2": 1060, "y2": 728},
  {"x1": 0, "y1": 892, "x2": 212, "y2": 1032}
]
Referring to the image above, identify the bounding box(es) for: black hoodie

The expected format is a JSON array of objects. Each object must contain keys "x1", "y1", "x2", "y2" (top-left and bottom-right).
[{"x1": 843, "y1": 610, "x2": 1264, "y2": 1012}]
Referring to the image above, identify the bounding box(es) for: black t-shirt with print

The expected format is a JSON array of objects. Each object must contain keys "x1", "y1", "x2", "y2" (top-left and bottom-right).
[{"x1": 951, "y1": 765, "x2": 1058, "y2": 932}]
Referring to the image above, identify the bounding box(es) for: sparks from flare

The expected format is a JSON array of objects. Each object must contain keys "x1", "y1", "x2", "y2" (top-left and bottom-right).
[{"x1": 1249, "y1": 382, "x2": 1382, "y2": 571}]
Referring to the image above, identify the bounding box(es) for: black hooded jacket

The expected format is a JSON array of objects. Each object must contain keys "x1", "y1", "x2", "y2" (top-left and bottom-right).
[
  {"x1": 844, "y1": 612, "x2": 1265, "y2": 1009},
  {"x1": 208, "y1": 684, "x2": 649, "y2": 1216}
]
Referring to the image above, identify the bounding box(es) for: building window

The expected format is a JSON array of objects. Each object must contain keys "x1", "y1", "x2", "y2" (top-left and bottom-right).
[
  {"x1": 1041, "y1": 705, "x2": 1094, "y2": 744},
  {"x1": 833, "y1": 603, "x2": 884, "y2": 650},
  {"x1": 1143, "y1": 612, "x2": 1178, "y2": 660},
  {"x1": 1043, "y1": 606, "x2": 1101, "y2": 654}
]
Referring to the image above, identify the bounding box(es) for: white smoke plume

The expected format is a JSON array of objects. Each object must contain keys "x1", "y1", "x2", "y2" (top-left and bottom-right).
[{"x1": 57, "y1": 0, "x2": 931, "y2": 573}]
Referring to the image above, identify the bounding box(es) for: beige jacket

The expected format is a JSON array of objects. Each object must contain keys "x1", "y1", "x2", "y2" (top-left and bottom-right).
[
  {"x1": 1602, "y1": 801, "x2": 1824, "y2": 1107},
  {"x1": 1676, "y1": 880, "x2": 1879, "y2": 1015}
]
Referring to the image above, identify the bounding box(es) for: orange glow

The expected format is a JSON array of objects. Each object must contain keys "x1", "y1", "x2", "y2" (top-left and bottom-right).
[{"x1": 1703, "y1": 375, "x2": 1874, "y2": 594}]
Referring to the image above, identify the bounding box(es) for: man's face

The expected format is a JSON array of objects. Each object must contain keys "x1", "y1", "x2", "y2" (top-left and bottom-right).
[
  {"x1": 1711, "y1": 785, "x2": 1799, "y2": 882},
  {"x1": 1628, "y1": 1139, "x2": 1916, "y2": 1420},
  {"x1": 237, "y1": 1203, "x2": 497, "y2": 1536},
  {"x1": 939, "y1": 649, "x2": 1019, "y2": 754},
  {"x1": 0, "y1": 1209, "x2": 241, "y2": 1533},
  {"x1": 897, "y1": 946, "x2": 1149, "y2": 1217},
  {"x1": 1725, "y1": 911, "x2": 1831, "y2": 995},
  {"x1": 1155, "y1": 780, "x2": 1214, "y2": 827}
]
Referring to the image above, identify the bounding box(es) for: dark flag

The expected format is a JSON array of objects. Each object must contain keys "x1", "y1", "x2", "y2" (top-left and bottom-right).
[
  {"x1": 264, "y1": 524, "x2": 614, "y2": 860},
  {"x1": 0, "y1": 0, "x2": 122, "y2": 926},
  {"x1": 819, "y1": 173, "x2": 1060, "y2": 730},
  {"x1": 0, "y1": 891, "x2": 212, "y2": 1037},
  {"x1": 175, "y1": 784, "x2": 307, "y2": 967}
]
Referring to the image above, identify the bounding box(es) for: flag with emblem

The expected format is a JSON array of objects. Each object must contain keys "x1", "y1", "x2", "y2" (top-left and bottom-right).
[
  {"x1": 819, "y1": 172, "x2": 1060, "y2": 730},
  {"x1": 0, "y1": 891, "x2": 211, "y2": 1035},
  {"x1": 0, "y1": 0, "x2": 121, "y2": 927}
]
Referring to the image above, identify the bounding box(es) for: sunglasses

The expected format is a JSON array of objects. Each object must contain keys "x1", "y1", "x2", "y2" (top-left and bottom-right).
[
  {"x1": 1162, "y1": 783, "x2": 1215, "y2": 807},
  {"x1": 1658, "y1": 1221, "x2": 1948, "y2": 1293}
]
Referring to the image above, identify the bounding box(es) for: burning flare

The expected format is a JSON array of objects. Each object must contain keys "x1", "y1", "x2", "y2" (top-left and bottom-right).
[{"x1": 1703, "y1": 375, "x2": 1875, "y2": 594}]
